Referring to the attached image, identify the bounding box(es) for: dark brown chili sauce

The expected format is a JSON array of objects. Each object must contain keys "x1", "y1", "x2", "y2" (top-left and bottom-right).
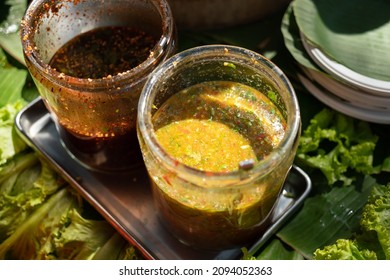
[
  {"x1": 50, "y1": 26, "x2": 157, "y2": 79},
  {"x1": 48, "y1": 26, "x2": 158, "y2": 170}
]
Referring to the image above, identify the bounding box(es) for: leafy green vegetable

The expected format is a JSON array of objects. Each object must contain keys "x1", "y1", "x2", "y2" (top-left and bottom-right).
[
  {"x1": 92, "y1": 232, "x2": 141, "y2": 260},
  {"x1": 0, "y1": 85, "x2": 60, "y2": 244},
  {"x1": 313, "y1": 239, "x2": 377, "y2": 260},
  {"x1": 296, "y1": 108, "x2": 379, "y2": 186},
  {"x1": 0, "y1": 100, "x2": 28, "y2": 164},
  {"x1": 0, "y1": 150, "x2": 140, "y2": 260},
  {"x1": 360, "y1": 183, "x2": 390, "y2": 259},
  {"x1": 37, "y1": 206, "x2": 115, "y2": 260},
  {"x1": 0, "y1": 188, "x2": 75, "y2": 259},
  {"x1": 0, "y1": 152, "x2": 39, "y2": 241},
  {"x1": 0, "y1": 177, "x2": 136, "y2": 260}
]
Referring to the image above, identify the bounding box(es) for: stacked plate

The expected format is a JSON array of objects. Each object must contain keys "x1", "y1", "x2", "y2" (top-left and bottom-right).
[{"x1": 281, "y1": 0, "x2": 390, "y2": 124}]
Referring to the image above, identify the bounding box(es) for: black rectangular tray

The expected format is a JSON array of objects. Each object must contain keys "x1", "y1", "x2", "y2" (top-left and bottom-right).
[{"x1": 15, "y1": 98, "x2": 311, "y2": 260}]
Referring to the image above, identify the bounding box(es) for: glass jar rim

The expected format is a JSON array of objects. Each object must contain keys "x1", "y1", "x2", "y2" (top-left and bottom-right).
[
  {"x1": 20, "y1": 0, "x2": 176, "y2": 90},
  {"x1": 138, "y1": 44, "x2": 301, "y2": 183}
]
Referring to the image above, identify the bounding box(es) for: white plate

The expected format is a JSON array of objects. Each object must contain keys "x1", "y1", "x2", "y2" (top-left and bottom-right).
[
  {"x1": 300, "y1": 33, "x2": 390, "y2": 97},
  {"x1": 300, "y1": 66, "x2": 390, "y2": 112},
  {"x1": 297, "y1": 71, "x2": 390, "y2": 124}
]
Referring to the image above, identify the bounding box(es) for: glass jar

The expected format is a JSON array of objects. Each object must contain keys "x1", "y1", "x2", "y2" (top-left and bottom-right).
[
  {"x1": 21, "y1": 0, "x2": 176, "y2": 172},
  {"x1": 137, "y1": 45, "x2": 301, "y2": 251}
]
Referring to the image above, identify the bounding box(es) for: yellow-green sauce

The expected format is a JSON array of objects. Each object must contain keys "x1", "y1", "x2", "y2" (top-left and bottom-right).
[
  {"x1": 155, "y1": 119, "x2": 257, "y2": 172},
  {"x1": 150, "y1": 80, "x2": 287, "y2": 250}
]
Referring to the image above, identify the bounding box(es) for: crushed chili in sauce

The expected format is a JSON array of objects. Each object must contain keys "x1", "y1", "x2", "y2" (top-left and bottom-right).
[
  {"x1": 49, "y1": 26, "x2": 158, "y2": 79},
  {"x1": 47, "y1": 26, "x2": 158, "y2": 170}
]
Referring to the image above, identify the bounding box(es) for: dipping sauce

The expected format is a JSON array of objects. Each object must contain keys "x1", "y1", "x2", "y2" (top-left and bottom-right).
[
  {"x1": 155, "y1": 119, "x2": 257, "y2": 172},
  {"x1": 151, "y1": 80, "x2": 287, "y2": 249},
  {"x1": 50, "y1": 26, "x2": 157, "y2": 79},
  {"x1": 22, "y1": 0, "x2": 177, "y2": 172},
  {"x1": 48, "y1": 26, "x2": 158, "y2": 170}
]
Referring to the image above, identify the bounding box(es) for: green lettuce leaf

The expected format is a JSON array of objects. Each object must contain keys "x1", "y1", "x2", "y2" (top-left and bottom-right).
[
  {"x1": 0, "y1": 155, "x2": 65, "y2": 243},
  {"x1": 295, "y1": 108, "x2": 379, "y2": 186},
  {"x1": 37, "y1": 207, "x2": 115, "y2": 260},
  {"x1": 313, "y1": 239, "x2": 377, "y2": 260},
  {"x1": 0, "y1": 100, "x2": 28, "y2": 164},
  {"x1": 0, "y1": 188, "x2": 76, "y2": 259},
  {"x1": 92, "y1": 232, "x2": 141, "y2": 260},
  {"x1": 360, "y1": 183, "x2": 390, "y2": 259}
]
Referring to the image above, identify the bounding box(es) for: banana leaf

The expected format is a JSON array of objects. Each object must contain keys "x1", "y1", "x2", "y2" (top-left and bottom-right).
[
  {"x1": 276, "y1": 175, "x2": 376, "y2": 259},
  {"x1": 0, "y1": 49, "x2": 27, "y2": 107},
  {"x1": 0, "y1": 0, "x2": 26, "y2": 34},
  {"x1": 255, "y1": 238, "x2": 304, "y2": 260},
  {"x1": 0, "y1": 32, "x2": 24, "y2": 66},
  {"x1": 280, "y1": 3, "x2": 320, "y2": 72},
  {"x1": 293, "y1": 0, "x2": 390, "y2": 81},
  {"x1": 0, "y1": 0, "x2": 27, "y2": 65}
]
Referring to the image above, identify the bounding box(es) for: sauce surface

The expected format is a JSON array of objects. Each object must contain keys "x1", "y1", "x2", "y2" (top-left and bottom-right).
[
  {"x1": 50, "y1": 26, "x2": 158, "y2": 79},
  {"x1": 155, "y1": 119, "x2": 257, "y2": 172}
]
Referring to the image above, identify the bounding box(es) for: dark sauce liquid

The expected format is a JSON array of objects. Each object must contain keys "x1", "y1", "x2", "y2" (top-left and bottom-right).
[
  {"x1": 49, "y1": 26, "x2": 158, "y2": 171},
  {"x1": 50, "y1": 26, "x2": 157, "y2": 79}
]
